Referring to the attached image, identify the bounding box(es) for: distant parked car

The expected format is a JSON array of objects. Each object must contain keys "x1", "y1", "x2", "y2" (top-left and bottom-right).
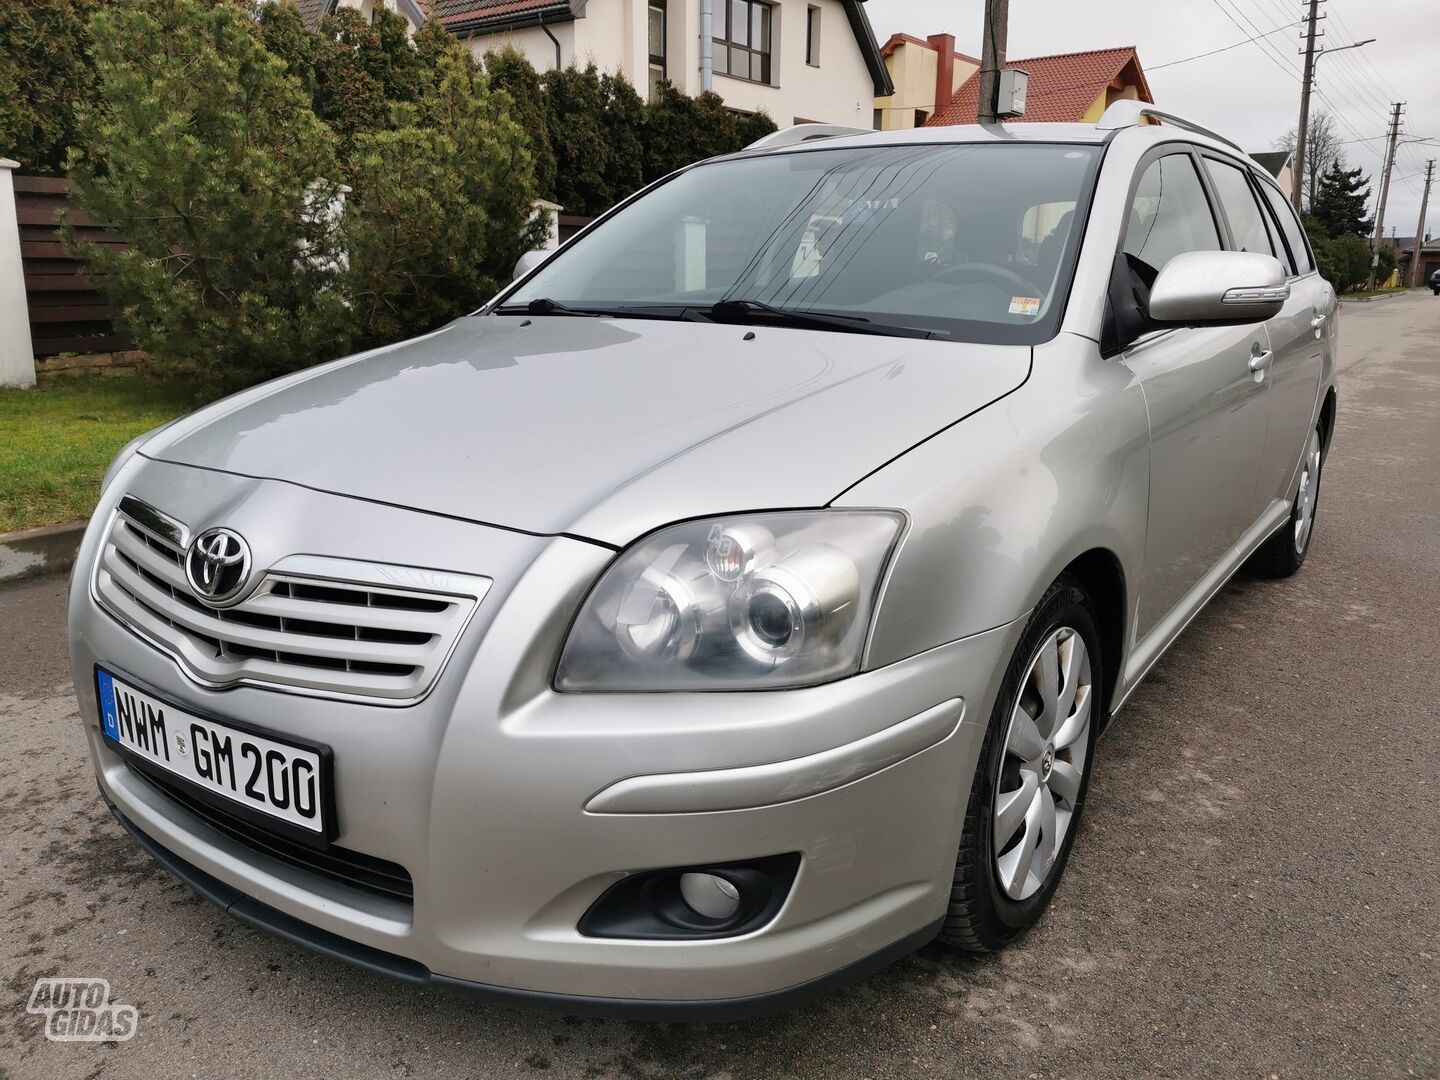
[
  {"x1": 70, "y1": 102, "x2": 1336, "y2": 1020},
  {"x1": 1429, "y1": 267, "x2": 1439, "y2": 294}
]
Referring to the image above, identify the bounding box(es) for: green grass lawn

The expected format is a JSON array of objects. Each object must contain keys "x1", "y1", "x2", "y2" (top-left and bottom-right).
[{"x1": 0, "y1": 375, "x2": 195, "y2": 533}]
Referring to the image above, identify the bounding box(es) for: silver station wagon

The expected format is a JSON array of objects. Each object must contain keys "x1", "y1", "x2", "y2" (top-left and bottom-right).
[{"x1": 69, "y1": 101, "x2": 1336, "y2": 1020}]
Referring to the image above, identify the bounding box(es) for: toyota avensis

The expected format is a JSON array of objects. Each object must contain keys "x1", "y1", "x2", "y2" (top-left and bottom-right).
[{"x1": 69, "y1": 101, "x2": 1336, "y2": 1020}]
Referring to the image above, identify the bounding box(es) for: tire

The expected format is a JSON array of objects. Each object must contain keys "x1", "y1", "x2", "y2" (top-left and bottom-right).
[
  {"x1": 939, "y1": 575, "x2": 1102, "y2": 953},
  {"x1": 1247, "y1": 421, "x2": 1325, "y2": 578}
]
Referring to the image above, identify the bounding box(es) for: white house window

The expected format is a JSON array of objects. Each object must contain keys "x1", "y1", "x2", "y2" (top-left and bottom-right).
[
  {"x1": 713, "y1": 0, "x2": 772, "y2": 84},
  {"x1": 648, "y1": 1, "x2": 666, "y2": 102},
  {"x1": 805, "y1": 5, "x2": 820, "y2": 66}
]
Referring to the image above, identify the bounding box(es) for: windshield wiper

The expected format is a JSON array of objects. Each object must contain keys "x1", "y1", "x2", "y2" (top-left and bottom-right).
[
  {"x1": 494, "y1": 297, "x2": 607, "y2": 317},
  {"x1": 705, "y1": 298, "x2": 933, "y2": 339}
]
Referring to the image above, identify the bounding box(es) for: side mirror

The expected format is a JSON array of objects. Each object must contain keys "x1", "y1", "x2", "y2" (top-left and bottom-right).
[
  {"x1": 512, "y1": 249, "x2": 550, "y2": 283},
  {"x1": 1149, "y1": 250, "x2": 1289, "y2": 325}
]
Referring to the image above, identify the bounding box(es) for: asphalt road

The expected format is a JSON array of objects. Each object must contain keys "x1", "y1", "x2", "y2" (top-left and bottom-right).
[{"x1": 2, "y1": 292, "x2": 1436, "y2": 1080}]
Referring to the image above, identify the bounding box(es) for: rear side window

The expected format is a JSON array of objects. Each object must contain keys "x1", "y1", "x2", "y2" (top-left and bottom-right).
[
  {"x1": 1256, "y1": 179, "x2": 1315, "y2": 274},
  {"x1": 1206, "y1": 158, "x2": 1279, "y2": 259},
  {"x1": 1123, "y1": 153, "x2": 1222, "y2": 276}
]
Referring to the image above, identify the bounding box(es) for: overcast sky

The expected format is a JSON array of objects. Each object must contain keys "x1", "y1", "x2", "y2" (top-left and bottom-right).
[{"x1": 865, "y1": 0, "x2": 1439, "y2": 239}]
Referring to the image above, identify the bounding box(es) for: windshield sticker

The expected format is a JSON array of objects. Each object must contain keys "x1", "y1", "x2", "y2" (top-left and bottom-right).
[{"x1": 1008, "y1": 296, "x2": 1042, "y2": 316}]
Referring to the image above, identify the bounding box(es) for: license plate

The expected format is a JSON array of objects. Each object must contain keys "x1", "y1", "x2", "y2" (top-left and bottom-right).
[{"x1": 96, "y1": 668, "x2": 331, "y2": 838}]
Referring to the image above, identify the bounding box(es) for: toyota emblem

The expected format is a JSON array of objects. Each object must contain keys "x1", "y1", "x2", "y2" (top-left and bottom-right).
[{"x1": 184, "y1": 528, "x2": 252, "y2": 605}]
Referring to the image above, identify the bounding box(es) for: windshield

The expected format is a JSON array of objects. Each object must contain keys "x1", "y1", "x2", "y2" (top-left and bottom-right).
[{"x1": 501, "y1": 142, "x2": 1101, "y2": 343}]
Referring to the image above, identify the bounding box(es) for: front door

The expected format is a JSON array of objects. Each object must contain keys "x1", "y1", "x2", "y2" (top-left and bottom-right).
[{"x1": 1125, "y1": 324, "x2": 1272, "y2": 636}]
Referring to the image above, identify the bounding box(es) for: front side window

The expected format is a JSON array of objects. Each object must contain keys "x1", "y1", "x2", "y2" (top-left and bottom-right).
[
  {"x1": 504, "y1": 143, "x2": 1102, "y2": 344},
  {"x1": 1123, "y1": 152, "x2": 1222, "y2": 278},
  {"x1": 714, "y1": 0, "x2": 772, "y2": 83},
  {"x1": 1206, "y1": 157, "x2": 1279, "y2": 259}
]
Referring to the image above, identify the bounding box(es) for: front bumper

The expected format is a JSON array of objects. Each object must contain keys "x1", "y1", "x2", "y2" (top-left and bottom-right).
[
  {"x1": 70, "y1": 460, "x2": 1023, "y2": 1016},
  {"x1": 100, "y1": 791, "x2": 943, "y2": 1021}
]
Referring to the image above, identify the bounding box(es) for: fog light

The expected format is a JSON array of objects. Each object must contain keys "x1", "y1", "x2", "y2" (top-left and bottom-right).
[
  {"x1": 577, "y1": 853, "x2": 801, "y2": 940},
  {"x1": 679, "y1": 872, "x2": 741, "y2": 920}
]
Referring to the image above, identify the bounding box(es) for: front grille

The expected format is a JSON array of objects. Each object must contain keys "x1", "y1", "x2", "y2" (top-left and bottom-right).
[
  {"x1": 129, "y1": 764, "x2": 414, "y2": 905},
  {"x1": 93, "y1": 496, "x2": 490, "y2": 703}
]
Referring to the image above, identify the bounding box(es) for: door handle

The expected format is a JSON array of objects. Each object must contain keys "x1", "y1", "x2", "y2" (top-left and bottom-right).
[
  {"x1": 1249, "y1": 346, "x2": 1273, "y2": 374},
  {"x1": 1311, "y1": 312, "x2": 1328, "y2": 332}
]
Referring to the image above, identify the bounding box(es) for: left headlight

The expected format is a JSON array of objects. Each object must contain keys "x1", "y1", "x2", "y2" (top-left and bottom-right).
[{"x1": 556, "y1": 510, "x2": 905, "y2": 692}]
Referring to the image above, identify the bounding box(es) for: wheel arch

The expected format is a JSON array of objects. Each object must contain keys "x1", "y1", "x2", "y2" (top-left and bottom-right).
[
  {"x1": 1055, "y1": 548, "x2": 1127, "y2": 722},
  {"x1": 1318, "y1": 385, "x2": 1338, "y2": 455}
]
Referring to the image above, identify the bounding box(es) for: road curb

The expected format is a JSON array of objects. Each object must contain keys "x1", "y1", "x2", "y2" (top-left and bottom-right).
[
  {"x1": 1340, "y1": 290, "x2": 1416, "y2": 304},
  {"x1": 0, "y1": 520, "x2": 87, "y2": 586}
]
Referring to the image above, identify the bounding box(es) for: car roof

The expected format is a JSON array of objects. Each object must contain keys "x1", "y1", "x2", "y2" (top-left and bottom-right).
[{"x1": 738, "y1": 109, "x2": 1256, "y2": 168}]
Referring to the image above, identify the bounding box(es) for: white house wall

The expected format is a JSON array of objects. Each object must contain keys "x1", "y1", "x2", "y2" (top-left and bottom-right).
[
  {"x1": 461, "y1": 22, "x2": 578, "y2": 72},
  {"x1": 460, "y1": 0, "x2": 874, "y2": 127},
  {"x1": 669, "y1": 0, "x2": 873, "y2": 126},
  {"x1": 571, "y1": 0, "x2": 647, "y2": 83},
  {"x1": 458, "y1": 1, "x2": 640, "y2": 78}
]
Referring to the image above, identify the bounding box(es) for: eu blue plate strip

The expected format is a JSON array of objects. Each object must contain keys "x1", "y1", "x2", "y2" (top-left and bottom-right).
[{"x1": 97, "y1": 668, "x2": 119, "y2": 743}]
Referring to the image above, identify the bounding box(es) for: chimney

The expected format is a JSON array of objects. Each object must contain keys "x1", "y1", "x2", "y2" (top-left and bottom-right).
[{"x1": 927, "y1": 33, "x2": 956, "y2": 121}]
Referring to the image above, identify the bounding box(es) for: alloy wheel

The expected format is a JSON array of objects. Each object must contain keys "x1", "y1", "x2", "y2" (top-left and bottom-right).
[
  {"x1": 1294, "y1": 427, "x2": 1323, "y2": 555},
  {"x1": 993, "y1": 627, "x2": 1093, "y2": 901}
]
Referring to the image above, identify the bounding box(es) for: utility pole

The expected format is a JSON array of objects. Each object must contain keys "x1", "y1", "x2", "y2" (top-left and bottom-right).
[
  {"x1": 1297, "y1": 36, "x2": 1376, "y2": 210},
  {"x1": 1292, "y1": 0, "x2": 1323, "y2": 212},
  {"x1": 1409, "y1": 159, "x2": 1434, "y2": 287},
  {"x1": 1368, "y1": 102, "x2": 1404, "y2": 288},
  {"x1": 977, "y1": 0, "x2": 1009, "y2": 124}
]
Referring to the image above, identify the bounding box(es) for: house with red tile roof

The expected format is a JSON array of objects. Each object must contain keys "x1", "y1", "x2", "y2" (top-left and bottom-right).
[{"x1": 927, "y1": 45, "x2": 1153, "y2": 126}]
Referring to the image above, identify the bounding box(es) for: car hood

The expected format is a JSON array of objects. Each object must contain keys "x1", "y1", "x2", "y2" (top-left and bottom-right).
[{"x1": 148, "y1": 316, "x2": 1030, "y2": 547}]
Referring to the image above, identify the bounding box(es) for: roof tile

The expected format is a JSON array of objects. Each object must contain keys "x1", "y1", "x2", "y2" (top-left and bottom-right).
[
  {"x1": 296, "y1": 0, "x2": 334, "y2": 32},
  {"x1": 429, "y1": 0, "x2": 560, "y2": 24},
  {"x1": 928, "y1": 46, "x2": 1151, "y2": 126}
]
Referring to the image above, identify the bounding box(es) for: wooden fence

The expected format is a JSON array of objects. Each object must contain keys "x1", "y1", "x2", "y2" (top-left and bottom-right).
[
  {"x1": 14, "y1": 175, "x2": 130, "y2": 357},
  {"x1": 13, "y1": 189, "x2": 592, "y2": 360}
]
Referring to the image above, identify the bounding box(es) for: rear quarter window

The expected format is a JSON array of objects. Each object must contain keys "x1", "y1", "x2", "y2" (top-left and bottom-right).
[{"x1": 1255, "y1": 178, "x2": 1315, "y2": 274}]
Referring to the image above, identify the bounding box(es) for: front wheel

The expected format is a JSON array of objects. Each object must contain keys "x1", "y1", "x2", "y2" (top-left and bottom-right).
[
  {"x1": 939, "y1": 576, "x2": 1101, "y2": 953},
  {"x1": 1248, "y1": 422, "x2": 1324, "y2": 578}
]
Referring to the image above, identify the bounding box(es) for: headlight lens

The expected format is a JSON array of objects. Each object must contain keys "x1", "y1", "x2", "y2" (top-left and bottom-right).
[{"x1": 556, "y1": 511, "x2": 904, "y2": 692}]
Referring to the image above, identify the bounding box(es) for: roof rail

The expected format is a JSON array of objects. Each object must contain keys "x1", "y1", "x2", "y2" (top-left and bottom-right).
[
  {"x1": 744, "y1": 123, "x2": 873, "y2": 152},
  {"x1": 1096, "y1": 100, "x2": 1243, "y2": 153}
]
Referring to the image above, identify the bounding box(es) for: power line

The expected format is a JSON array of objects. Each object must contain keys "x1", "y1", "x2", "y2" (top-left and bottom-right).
[
  {"x1": 1202, "y1": 0, "x2": 1374, "y2": 153},
  {"x1": 1147, "y1": 21, "x2": 1297, "y2": 70},
  {"x1": 1308, "y1": 30, "x2": 1396, "y2": 121},
  {"x1": 1251, "y1": 0, "x2": 1387, "y2": 117},
  {"x1": 1231, "y1": 0, "x2": 1396, "y2": 170},
  {"x1": 1204, "y1": 0, "x2": 1301, "y2": 83},
  {"x1": 1327, "y1": 0, "x2": 1404, "y2": 101}
]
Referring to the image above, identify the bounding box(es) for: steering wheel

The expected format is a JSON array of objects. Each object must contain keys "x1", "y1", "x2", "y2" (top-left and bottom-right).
[{"x1": 932, "y1": 262, "x2": 1038, "y2": 294}]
